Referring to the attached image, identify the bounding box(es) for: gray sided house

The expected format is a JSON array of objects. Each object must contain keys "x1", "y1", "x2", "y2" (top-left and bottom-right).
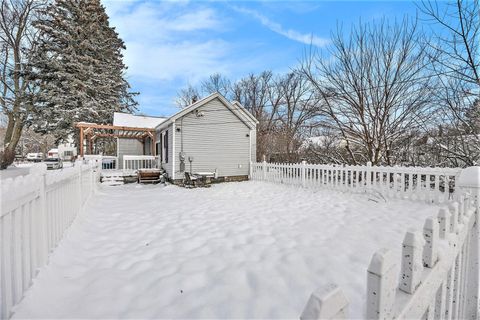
[
  {"x1": 156, "y1": 93, "x2": 258, "y2": 183},
  {"x1": 113, "y1": 112, "x2": 166, "y2": 169}
]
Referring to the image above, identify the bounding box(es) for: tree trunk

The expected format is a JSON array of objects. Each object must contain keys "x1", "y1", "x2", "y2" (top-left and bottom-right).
[{"x1": 0, "y1": 120, "x2": 23, "y2": 169}]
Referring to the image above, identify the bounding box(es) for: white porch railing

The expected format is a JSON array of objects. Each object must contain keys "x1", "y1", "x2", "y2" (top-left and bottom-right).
[
  {"x1": 0, "y1": 162, "x2": 99, "y2": 319},
  {"x1": 122, "y1": 155, "x2": 157, "y2": 172},
  {"x1": 300, "y1": 168, "x2": 479, "y2": 319},
  {"x1": 82, "y1": 155, "x2": 118, "y2": 170},
  {"x1": 250, "y1": 161, "x2": 462, "y2": 203}
]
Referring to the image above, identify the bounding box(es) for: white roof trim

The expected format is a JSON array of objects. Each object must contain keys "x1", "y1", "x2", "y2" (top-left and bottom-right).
[
  {"x1": 155, "y1": 92, "x2": 258, "y2": 131},
  {"x1": 232, "y1": 101, "x2": 258, "y2": 124}
]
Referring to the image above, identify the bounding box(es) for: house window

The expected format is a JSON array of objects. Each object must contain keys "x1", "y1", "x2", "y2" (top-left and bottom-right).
[{"x1": 163, "y1": 130, "x2": 168, "y2": 163}]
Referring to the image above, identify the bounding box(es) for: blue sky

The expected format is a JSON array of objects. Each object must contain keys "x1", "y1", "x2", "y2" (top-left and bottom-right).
[{"x1": 103, "y1": 1, "x2": 424, "y2": 117}]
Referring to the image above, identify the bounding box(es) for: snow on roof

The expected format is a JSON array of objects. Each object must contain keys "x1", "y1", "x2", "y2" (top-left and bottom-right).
[{"x1": 113, "y1": 112, "x2": 166, "y2": 129}]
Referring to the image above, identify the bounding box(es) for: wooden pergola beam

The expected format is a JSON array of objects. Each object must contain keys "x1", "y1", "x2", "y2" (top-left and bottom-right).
[
  {"x1": 75, "y1": 121, "x2": 157, "y2": 157},
  {"x1": 94, "y1": 133, "x2": 146, "y2": 139},
  {"x1": 75, "y1": 122, "x2": 156, "y2": 132}
]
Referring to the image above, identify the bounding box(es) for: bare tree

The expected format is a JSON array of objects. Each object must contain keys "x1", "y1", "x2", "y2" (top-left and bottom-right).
[
  {"x1": 420, "y1": 0, "x2": 480, "y2": 166},
  {"x1": 274, "y1": 72, "x2": 321, "y2": 162},
  {"x1": 0, "y1": 0, "x2": 43, "y2": 169},
  {"x1": 421, "y1": 0, "x2": 479, "y2": 86},
  {"x1": 200, "y1": 73, "x2": 231, "y2": 98},
  {"x1": 302, "y1": 18, "x2": 436, "y2": 165},
  {"x1": 430, "y1": 77, "x2": 480, "y2": 166},
  {"x1": 175, "y1": 84, "x2": 200, "y2": 108},
  {"x1": 232, "y1": 71, "x2": 279, "y2": 160}
]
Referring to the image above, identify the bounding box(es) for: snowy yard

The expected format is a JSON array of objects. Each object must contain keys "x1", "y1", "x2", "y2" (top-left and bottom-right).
[
  {"x1": 0, "y1": 163, "x2": 32, "y2": 179},
  {"x1": 13, "y1": 181, "x2": 439, "y2": 319}
]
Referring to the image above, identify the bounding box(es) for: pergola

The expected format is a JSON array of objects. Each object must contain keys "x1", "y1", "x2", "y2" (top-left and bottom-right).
[{"x1": 75, "y1": 122, "x2": 156, "y2": 157}]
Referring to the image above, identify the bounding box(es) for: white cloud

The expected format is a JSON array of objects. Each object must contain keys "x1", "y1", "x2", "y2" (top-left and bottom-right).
[
  {"x1": 124, "y1": 39, "x2": 230, "y2": 82},
  {"x1": 103, "y1": 1, "x2": 230, "y2": 83},
  {"x1": 232, "y1": 6, "x2": 329, "y2": 47},
  {"x1": 105, "y1": 2, "x2": 221, "y2": 42}
]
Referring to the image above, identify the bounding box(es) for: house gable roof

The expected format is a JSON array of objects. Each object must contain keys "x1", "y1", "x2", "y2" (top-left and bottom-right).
[{"x1": 155, "y1": 92, "x2": 258, "y2": 131}]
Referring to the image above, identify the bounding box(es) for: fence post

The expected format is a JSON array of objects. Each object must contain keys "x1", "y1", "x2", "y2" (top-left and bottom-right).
[
  {"x1": 366, "y1": 248, "x2": 397, "y2": 319},
  {"x1": 423, "y1": 216, "x2": 439, "y2": 268},
  {"x1": 399, "y1": 230, "x2": 425, "y2": 294},
  {"x1": 263, "y1": 160, "x2": 267, "y2": 181},
  {"x1": 366, "y1": 161, "x2": 372, "y2": 191},
  {"x1": 457, "y1": 166, "x2": 480, "y2": 319},
  {"x1": 300, "y1": 284, "x2": 349, "y2": 319},
  {"x1": 302, "y1": 160, "x2": 307, "y2": 188}
]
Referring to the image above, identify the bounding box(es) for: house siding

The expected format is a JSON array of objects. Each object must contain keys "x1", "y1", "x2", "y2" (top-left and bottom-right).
[
  {"x1": 117, "y1": 138, "x2": 143, "y2": 169},
  {"x1": 250, "y1": 129, "x2": 257, "y2": 162},
  {"x1": 172, "y1": 97, "x2": 252, "y2": 180}
]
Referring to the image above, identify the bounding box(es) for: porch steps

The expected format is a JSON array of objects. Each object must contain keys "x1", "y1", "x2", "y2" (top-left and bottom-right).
[
  {"x1": 101, "y1": 174, "x2": 125, "y2": 186},
  {"x1": 100, "y1": 170, "x2": 138, "y2": 185}
]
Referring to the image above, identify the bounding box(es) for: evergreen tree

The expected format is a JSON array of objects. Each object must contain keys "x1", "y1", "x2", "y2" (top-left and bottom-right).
[{"x1": 30, "y1": 0, "x2": 136, "y2": 140}]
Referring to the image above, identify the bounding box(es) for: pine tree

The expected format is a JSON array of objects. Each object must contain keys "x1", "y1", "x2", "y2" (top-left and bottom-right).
[{"x1": 30, "y1": 0, "x2": 137, "y2": 140}]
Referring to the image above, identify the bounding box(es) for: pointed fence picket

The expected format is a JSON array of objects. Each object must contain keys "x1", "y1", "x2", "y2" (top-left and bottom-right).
[
  {"x1": 0, "y1": 162, "x2": 99, "y2": 319},
  {"x1": 251, "y1": 161, "x2": 462, "y2": 203},
  {"x1": 300, "y1": 167, "x2": 479, "y2": 320}
]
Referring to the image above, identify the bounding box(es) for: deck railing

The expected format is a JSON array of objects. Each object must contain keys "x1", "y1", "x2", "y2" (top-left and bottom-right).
[
  {"x1": 122, "y1": 155, "x2": 157, "y2": 172},
  {"x1": 300, "y1": 168, "x2": 479, "y2": 319},
  {"x1": 250, "y1": 161, "x2": 462, "y2": 203},
  {"x1": 0, "y1": 161, "x2": 99, "y2": 319}
]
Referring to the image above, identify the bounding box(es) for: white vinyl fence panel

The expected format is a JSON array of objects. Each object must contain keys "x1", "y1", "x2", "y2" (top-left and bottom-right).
[
  {"x1": 0, "y1": 162, "x2": 99, "y2": 319},
  {"x1": 300, "y1": 168, "x2": 479, "y2": 320},
  {"x1": 251, "y1": 161, "x2": 462, "y2": 203}
]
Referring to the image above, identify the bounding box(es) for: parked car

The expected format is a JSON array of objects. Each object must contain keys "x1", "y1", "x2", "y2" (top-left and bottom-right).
[
  {"x1": 44, "y1": 158, "x2": 63, "y2": 170},
  {"x1": 26, "y1": 153, "x2": 44, "y2": 162}
]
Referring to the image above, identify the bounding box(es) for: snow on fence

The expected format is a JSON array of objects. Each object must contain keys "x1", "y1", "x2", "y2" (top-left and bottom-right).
[
  {"x1": 122, "y1": 155, "x2": 157, "y2": 172},
  {"x1": 0, "y1": 162, "x2": 99, "y2": 319},
  {"x1": 300, "y1": 167, "x2": 479, "y2": 319},
  {"x1": 250, "y1": 161, "x2": 462, "y2": 203}
]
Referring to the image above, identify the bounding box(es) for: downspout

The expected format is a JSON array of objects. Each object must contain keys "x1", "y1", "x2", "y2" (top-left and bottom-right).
[{"x1": 172, "y1": 121, "x2": 176, "y2": 180}]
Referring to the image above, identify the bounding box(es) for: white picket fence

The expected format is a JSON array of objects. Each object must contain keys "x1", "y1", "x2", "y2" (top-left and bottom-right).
[
  {"x1": 300, "y1": 167, "x2": 479, "y2": 319},
  {"x1": 122, "y1": 155, "x2": 157, "y2": 172},
  {"x1": 0, "y1": 162, "x2": 99, "y2": 319},
  {"x1": 251, "y1": 161, "x2": 462, "y2": 203}
]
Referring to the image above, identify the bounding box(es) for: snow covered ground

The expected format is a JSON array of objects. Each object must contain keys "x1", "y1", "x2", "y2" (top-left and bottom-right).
[
  {"x1": 0, "y1": 163, "x2": 33, "y2": 179},
  {"x1": 13, "y1": 181, "x2": 439, "y2": 319}
]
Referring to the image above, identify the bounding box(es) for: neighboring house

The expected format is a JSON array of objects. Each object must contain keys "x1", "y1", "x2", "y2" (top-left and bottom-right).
[
  {"x1": 47, "y1": 148, "x2": 58, "y2": 158},
  {"x1": 113, "y1": 112, "x2": 166, "y2": 168},
  {"x1": 58, "y1": 143, "x2": 77, "y2": 160},
  {"x1": 155, "y1": 92, "x2": 258, "y2": 183}
]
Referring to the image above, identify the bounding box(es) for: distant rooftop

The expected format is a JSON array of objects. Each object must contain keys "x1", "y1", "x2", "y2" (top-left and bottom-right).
[{"x1": 113, "y1": 112, "x2": 166, "y2": 129}]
